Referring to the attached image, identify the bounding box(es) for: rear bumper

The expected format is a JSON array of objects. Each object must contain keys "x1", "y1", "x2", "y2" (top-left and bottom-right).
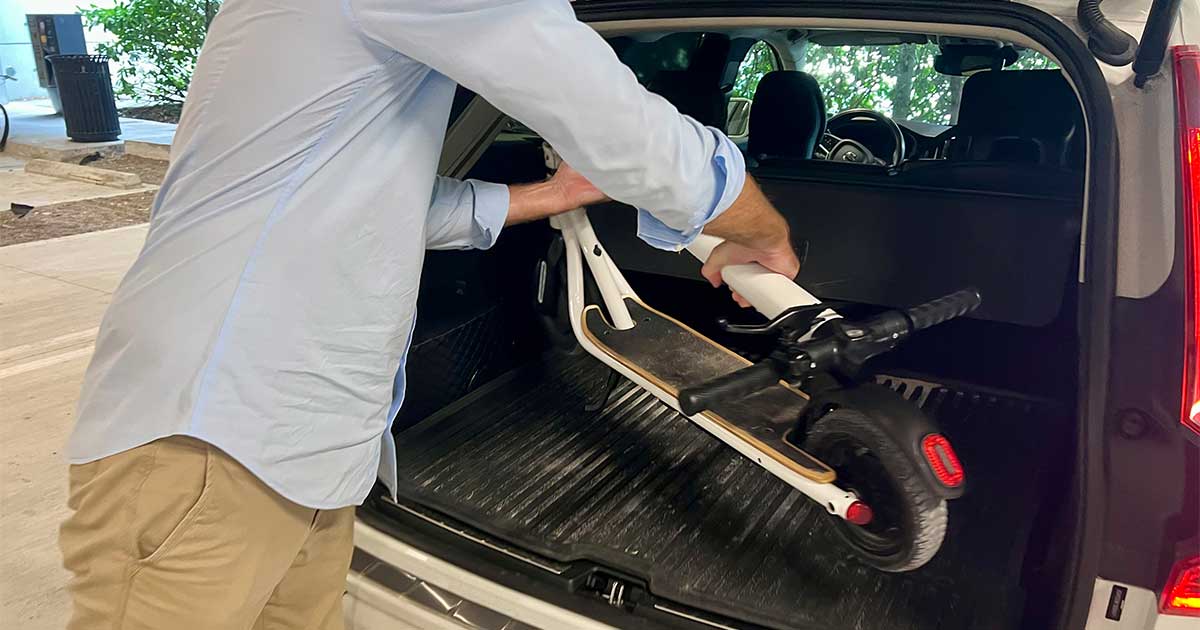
[
  {"x1": 349, "y1": 519, "x2": 1200, "y2": 630},
  {"x1": 346, "y1": 520, "x2": 618, "y2": 630},
  {"x1": 1085, "y1": 578, "x2": 1200, "y2": 630}
]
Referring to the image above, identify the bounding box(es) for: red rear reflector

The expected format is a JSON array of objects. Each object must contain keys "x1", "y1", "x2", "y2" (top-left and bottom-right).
[
  {"x1": 921, "y1": 433, "x2": 964, "y2": 487},
  {"x1": 1175, "y1": 45, "x2": 1200, "y2": 437},
  {"x1": 845, "y1": 501, "x2": 874, "y2": 526},
  {"x1": 1161, "y1": 555, "x2": 1200, "y2": 616}
]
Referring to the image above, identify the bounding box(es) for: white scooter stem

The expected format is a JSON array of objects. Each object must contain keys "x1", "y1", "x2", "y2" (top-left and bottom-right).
[{"x1": 685, "y1": 234, "x2": 838, "y2": 329}]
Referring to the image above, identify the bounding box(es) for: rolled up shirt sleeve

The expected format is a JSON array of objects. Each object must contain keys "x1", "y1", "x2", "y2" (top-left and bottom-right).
[
  {"x1": 425, "y1": 176, "x2": 510, "y2": 251},
  {"x1": 345, "y1": 0, "x2": 746, "y2": 252},
  {"x1": 635, "y1": 128, "x2": 744, "y2": 250}
]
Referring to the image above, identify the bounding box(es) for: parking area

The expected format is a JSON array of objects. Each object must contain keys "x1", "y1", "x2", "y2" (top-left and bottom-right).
[{"x1": 0, "y1": 225, "x2": 146, "y2": 630}]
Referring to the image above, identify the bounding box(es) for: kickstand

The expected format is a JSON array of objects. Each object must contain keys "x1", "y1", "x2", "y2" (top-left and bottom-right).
[{"x1": 585, "y1": 368, "x2": 624, "y2": 412}]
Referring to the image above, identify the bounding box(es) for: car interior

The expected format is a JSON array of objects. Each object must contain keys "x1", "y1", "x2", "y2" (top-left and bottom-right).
[{"x1": 358, "y1": 28, "x2": 1088, "y2": 630}]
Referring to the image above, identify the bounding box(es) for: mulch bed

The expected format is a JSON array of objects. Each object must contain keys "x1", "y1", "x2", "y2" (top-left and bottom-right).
[
  {"x1": 86, "y1": 154, "x2": 169, "y2": 185},
  {"x1": 119, "y1": 104, "x2": 182, "y2": 124},
  {"x1": 0, "y1": 149, "x2": 170, "y2": 247},
  {"x1": 1, "y1": 191, "x2": 156, "y2": 247}
]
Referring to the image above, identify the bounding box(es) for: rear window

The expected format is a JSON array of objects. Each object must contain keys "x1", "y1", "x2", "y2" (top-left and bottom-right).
[
  {"x1": 735, "y1": 40, "x2": 1057, "y2": 126},
  {"x1": 612, "y1": 33, "x2": 707, "y2": 86}
]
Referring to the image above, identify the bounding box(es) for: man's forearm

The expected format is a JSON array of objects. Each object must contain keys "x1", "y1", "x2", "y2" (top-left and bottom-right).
[
  {"x1": 697, "y1": 175, "x2": 800, "y2": 297},
  {"x1": 505, "y1": 180, "x2": 570, "y2": 226},
  {"x1": 505, "y1": 163, "x2": 608, "y2": 226},
  {"x1": 701, "y1": 176, "x2": 790, "y2": 250}
]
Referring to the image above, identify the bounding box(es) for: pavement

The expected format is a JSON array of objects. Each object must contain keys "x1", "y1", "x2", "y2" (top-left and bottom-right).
[
  {"x1": 1, "y1": 108, "x2": 171, "y2": 630},
  {"x1": 3, "y1": 100, "x2": 176, "y2": 162},
  {"x1": 0, "y1": 224, "x2": 148, "y2": 630}
]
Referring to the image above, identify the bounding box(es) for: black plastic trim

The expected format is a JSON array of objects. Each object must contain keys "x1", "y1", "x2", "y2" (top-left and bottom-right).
[{"x1": 1096, "y1": 55, "x2": 1198, "y2": 588}]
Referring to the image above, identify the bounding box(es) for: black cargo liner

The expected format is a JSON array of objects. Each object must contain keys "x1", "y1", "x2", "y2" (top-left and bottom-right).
[{"x1": 390, "y1": 352, "x2": 1063, "y2": 630}]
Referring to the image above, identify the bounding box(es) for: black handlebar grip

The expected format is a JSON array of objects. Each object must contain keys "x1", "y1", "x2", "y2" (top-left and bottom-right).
[
  {"x1": 905, "y1": 288, "x2": 983, "y2": 331},
  {"x1": 678, "y1": 361, "x2": 780, "y2": 416}
]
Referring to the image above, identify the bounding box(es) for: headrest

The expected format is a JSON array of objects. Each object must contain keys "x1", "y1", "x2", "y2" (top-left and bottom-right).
[
  {"x1": 748, "y1": 71, "x2": 826, "y2": 160},
  {"x1": 650, "y1": 70, "x2": 727, "y2": 132},
  {"x1": 950, "y1": 70, "x2": 1083, "y2": 167}
]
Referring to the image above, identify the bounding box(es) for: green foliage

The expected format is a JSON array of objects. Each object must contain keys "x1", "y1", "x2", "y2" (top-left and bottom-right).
[
  {"x1": 733, "y1": 41, "x2": 1057, "y2": 126},
  {"x1": 1008, "y1": 50, "x2": 1058, "y2": 71},
  {"x1": 80, "y1": 0, "x2": 220, "y2": 104},
  {"x1": 804, "y1": 43, "x2": 960, "y2": 124},
  {"x1": 733, "y1": 41, "x2": 776, "y2": 101}
]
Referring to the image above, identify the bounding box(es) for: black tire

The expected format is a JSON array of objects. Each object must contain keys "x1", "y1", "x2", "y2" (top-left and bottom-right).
[{"x1": 806, "y1": 408, "x2": 947, "y2": 572}]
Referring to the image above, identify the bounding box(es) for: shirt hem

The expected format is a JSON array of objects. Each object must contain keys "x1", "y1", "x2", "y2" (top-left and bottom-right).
[{"x1": 68, "y1": 432, "x2": 373, "y2": 511}]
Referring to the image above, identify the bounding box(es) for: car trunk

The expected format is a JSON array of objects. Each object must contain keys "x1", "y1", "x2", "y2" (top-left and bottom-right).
[
  {"x1": 357, "y1": 4, "x2": 1122, "y2": 627},
  {"x1": 372, "y1": 350, "x2": 1071, "y2": 629},
  {"x1": 358, "y1": 153, "x2": 1083, "y2": 629}
]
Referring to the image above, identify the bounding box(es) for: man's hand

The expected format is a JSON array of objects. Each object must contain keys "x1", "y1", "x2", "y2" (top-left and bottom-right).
[
  {"x1": 698, "y1": 176, "x2": 800, "y2": 308},
  {"x1": 549, "y1": 163, "x2": 608, "y2": 209},
  {"x1": 505, "y1": 163, "x2": 607, "y2": 225}
]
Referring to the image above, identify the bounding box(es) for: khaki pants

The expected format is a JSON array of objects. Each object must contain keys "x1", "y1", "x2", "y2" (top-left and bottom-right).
[{"x1": 59, "y1": 436, "x2": 355, "y2": 630}]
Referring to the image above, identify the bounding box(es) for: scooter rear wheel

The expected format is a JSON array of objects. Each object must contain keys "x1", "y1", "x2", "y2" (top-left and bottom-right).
[{"x1": 807, "y1": 408, "x2": 947, "y2": 572}]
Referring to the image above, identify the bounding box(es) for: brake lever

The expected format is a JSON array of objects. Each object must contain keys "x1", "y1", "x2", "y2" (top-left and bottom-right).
[{"x1": 717, "y1": 303, "x2": 837, "y2": 337}]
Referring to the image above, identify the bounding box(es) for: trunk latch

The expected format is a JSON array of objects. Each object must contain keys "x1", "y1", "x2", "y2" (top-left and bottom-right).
[{"x1": 579, "y1": 570, "x2": 646, "y2": 610}]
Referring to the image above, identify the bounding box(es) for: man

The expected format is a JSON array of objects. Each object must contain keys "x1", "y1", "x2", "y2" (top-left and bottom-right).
[{"x1": 58, "y1": 0, "x2": 799, "y2": 628}]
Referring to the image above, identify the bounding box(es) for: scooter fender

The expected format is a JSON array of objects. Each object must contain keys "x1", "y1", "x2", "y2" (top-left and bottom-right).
[{"x1": 806, "y1": 383, "x2": 965, "y2": 500}]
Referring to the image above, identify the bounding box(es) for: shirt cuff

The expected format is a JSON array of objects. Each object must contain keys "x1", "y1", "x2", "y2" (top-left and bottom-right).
[
  {"x1": 468, "y1": 179, "x2": 510, "y2": 250},
  {"x1": 635, "y1": 128, "x2": 746, "y2": 251}
]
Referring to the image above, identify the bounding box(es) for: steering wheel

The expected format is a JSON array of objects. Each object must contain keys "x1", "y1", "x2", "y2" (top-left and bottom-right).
[{"x1": 816, "y1": 109, "x2": 906, "y2": 167}]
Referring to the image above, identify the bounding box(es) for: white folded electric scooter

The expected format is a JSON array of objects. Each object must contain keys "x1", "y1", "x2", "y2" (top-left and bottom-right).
[{"x1": 543, "y1": 147, "x2": 981, "y2": 571}]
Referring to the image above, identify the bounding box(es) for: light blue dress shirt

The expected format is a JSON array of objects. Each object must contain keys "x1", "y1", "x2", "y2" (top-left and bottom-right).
[{"x1": 68, "y1": 0, "x2": 746, "y2": 509}]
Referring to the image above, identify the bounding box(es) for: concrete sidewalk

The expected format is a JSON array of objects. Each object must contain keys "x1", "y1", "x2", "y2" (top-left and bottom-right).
[
  {"x1": 0, "y1": 224, "x2": 147, "y2": 630},
  {"x1": 4, "y1": 101, "x2": 175, "y2": 162}
]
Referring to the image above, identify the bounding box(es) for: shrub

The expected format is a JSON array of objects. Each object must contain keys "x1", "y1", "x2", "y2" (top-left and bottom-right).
[{"x1": 80, "y1": 0, "x2": 219, "y2": 105}]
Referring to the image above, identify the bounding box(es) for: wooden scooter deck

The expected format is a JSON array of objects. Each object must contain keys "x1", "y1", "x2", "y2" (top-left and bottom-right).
[{"x1": 582, "y1": 299, "x2": 835, "y2": 483}]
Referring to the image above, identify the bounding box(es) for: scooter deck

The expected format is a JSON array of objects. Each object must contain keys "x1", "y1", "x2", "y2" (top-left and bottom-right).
[{"x1": 582, "y1": 299, "x2": 836, "y2": 483}]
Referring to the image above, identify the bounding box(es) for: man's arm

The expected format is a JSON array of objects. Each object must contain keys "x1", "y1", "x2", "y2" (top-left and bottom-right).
[
  {"x1": 360, "y1": 0, "x2": 798, "y2": 288},
  {"x1": 346, "y1": 0, "x2": 742, "y2": 248},
  {"x1": 426, "y1": 167, "x2": 797, "y2": 311},
  {"x1": 699, "y1": 176, "x2": 800, "y2": 307},
  {"x1": 505, "y1": 164, "x2": 608, "y2": 226},
  {"x1": 425, "y1": 165, "x2": 605, "y2": 250},
  {"x1": 428, "y1": 170, "x2": 796, "y2": 310}
]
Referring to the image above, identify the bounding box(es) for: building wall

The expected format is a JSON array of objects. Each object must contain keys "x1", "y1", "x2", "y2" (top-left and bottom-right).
[{"x1": 0, "y1": 0, "x2": 115, "y2": 103}]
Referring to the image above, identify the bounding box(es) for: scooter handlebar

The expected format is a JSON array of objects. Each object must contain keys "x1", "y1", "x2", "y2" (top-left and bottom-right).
[
  {"x1": 676, "y1": 288, "x2": 982, "y2": 415},
  {"x1": 904, "y1": 288, "x2": 982, "y2": 331}
]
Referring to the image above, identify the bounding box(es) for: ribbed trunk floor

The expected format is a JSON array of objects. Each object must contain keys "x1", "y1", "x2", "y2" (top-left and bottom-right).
[{"x1": 391, "y1": 352, "x2": 1059, "y2": 629}]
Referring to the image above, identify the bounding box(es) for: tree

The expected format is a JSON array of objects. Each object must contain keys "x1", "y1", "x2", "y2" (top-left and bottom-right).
[
  {"x1": 80, "y1": 0, "x2": 220, "y2": 105},
  {"x1": 732, "y1": 42, "x2": 1058, "y2": 126},
  {"x1": 892, "y1": 44, "x2": 918, "y2": 121},
  {"x1": 733, "y1": 41, "x2": 777, "y2": 100}
]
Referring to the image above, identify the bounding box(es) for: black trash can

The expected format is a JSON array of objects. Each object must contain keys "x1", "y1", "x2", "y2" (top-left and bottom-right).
[{"x1": 46, "y1": 54, "x2": 121, "y2": 142}]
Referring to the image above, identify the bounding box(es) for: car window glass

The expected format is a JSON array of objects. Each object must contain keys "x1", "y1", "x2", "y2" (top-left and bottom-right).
[
  {"x1": 614, "y1": 33, "x2": 707, "y2": 86},
  {"x1": 803, "y1": 43, "x2": 1057, "y2": 126},
  {"x1": 728, "y1": 40, "x2": 777, "y2": 137},
  {"x1": 731, "y1": 41, "x2": 1057, "y2": 129}
]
